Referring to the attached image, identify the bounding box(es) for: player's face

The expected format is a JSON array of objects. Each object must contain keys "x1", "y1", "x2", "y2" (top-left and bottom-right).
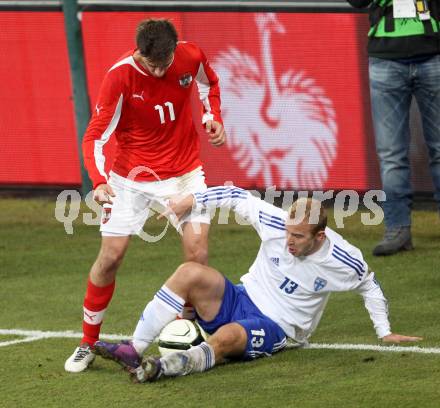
[
  {"x1": 285, "y1": 220, "x2": 324, "y2": 257},
  {"x1": 142, "y1": 54, "x2": 174, "y2": 78}
]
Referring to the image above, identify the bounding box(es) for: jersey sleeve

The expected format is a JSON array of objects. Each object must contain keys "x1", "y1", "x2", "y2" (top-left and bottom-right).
[
  {"x1": 194, "y1": 46, "x2": 222, "y2": 125},
  {"x1": 193, "y1": 186, "x2": 286, "y2": 240},
  {"x1": 355, "y1": 271, "x2": 391, "y2": 338},
  {"x1": 82, "y1": 69, "x2": 124, "y2": 189},
  {"x1": 327, "y1": 232, "x2": 391, "y2": 338}
]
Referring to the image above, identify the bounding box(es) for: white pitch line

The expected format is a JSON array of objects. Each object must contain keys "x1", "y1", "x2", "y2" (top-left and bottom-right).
[
  {"x1": 0, "y1": 329, "x2": 127, "y2": 348},
  {"x1": 0, "y1": 329, "x2": 439, "y2": 355},
  {"x1": 0, "y1": 337, "x2": 43, "y2": 348},
  {"x1": 0, "y1": 329, "x2": 127, "y2": 340},
  {"x1": 305, "y1": 342, "x2": 440, "y2": 355}
]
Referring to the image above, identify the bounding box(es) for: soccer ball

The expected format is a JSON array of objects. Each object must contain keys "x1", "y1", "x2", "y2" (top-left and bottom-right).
[{"x1": 158, "y1": 319, "x2": 208, "y2": 357}]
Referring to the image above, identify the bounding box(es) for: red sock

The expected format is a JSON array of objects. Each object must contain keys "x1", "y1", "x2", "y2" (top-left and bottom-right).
[{"x1": 81, "y1": 279, "x2": 115, "y2": 345}]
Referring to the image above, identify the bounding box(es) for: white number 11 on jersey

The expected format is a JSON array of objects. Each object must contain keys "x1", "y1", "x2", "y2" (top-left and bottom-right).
[{"x1": 155, "y1": 102, "x2": 175, "y2": 124}]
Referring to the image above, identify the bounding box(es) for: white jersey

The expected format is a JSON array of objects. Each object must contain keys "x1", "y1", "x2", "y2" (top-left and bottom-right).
[{"x1": 194, "y1": 186, "x2": 391, "y2": 343}]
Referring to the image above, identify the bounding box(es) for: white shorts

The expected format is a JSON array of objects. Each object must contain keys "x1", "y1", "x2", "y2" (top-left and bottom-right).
[{"x1": 100, "y1": 166, "x2": 211, "y2": 237}]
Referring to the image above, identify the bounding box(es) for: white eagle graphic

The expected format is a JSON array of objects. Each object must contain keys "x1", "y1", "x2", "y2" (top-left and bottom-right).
[{"x1": 212, "y1": 13, "x2": 338, "y2": 189}]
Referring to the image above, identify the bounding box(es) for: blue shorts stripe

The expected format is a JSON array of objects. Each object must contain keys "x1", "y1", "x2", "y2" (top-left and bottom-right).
[
  {"x1": 272, "y1": 338, "x2": 287, "y2": 351},
  {"x1": 247, "y1": 351, "x2": 272, "y2": 358}
]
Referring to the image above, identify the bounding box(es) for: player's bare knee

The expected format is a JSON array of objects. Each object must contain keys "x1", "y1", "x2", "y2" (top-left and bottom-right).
[
  {"x1": 169, "y1": 262, "x2": 205, "y2": 287},
  {"x1": 175, "y1": 261, "x2": 204, "y2": 276}
]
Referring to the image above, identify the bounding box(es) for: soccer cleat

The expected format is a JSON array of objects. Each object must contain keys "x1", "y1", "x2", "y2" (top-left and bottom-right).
[
  {"x1": 131, "y1": 357, "x2": 163, "y2": 383},
  {"x1": 373, "y1": 226, "x2": 413, "y2": 256},
  {"x1": 64, "y1": 343, "x2": 96, "y2": 373},
  {"x1": 94, "y1": 340, "x2": 141, "y2": 370}
]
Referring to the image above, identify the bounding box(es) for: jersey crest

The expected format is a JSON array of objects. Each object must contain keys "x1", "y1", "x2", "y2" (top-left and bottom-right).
[
  {"x1": 314, "y1": 277, "x2": 327, "y2": 292},
  {"x1": 179, "y1": 73, "x2": 193, "y2": 88}
]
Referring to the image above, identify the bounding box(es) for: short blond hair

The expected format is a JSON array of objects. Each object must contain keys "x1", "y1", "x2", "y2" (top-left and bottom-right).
[{"x1": 288, "y1": 197, "x2": 327, "y2": 235}]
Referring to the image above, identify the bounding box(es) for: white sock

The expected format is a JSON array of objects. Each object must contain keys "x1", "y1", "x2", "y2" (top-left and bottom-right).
[
  {"x1": 132, "y1": 285, "x2": 185, "y2": 355},
  {"x1": 160, "y1": 342, "x2": 216, "y2": 377}
]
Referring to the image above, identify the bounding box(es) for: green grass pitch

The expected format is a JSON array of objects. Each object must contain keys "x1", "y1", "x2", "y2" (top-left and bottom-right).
[{"x1": 0, "y1": 197, "x2": 439, "y2": 407}]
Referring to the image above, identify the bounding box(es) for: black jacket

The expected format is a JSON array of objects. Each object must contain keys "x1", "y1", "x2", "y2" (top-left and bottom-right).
[{"x1": 347, "y1": 0, "x2": 440, "y2": 58}]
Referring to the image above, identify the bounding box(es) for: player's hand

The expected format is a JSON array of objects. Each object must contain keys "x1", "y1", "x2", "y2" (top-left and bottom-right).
[
  {"x1": 93, "y1": 184, "x2": 115, "y2": 205},
  {"x1": 158, "y1": 194, "x2": 195, "y2": 221},
  {"x1": 381, "y1": 333, "x2": 423, "y2": 343},
  {"x1": 205, "y1": 120, "x2": 226, "y2": 147}
]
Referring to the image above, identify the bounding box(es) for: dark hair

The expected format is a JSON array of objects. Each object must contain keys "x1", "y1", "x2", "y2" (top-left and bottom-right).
[{"x1": 136, "y1": 19, "x2": 178, "y2": 63}]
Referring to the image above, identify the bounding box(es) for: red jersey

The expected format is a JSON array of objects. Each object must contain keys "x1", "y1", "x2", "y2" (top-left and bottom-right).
[{"x1": 82, "y1": 42, "x2": 222, "y2": 188}]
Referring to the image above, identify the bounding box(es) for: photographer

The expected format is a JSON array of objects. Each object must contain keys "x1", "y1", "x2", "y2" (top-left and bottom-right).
[{"x1": 348, "y1": 0, "x2": 440, "y2": 255}]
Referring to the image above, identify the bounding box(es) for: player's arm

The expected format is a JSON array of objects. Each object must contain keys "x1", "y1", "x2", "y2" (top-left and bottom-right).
[
  {"x1": 160, "y1": 186, "x2": 281, "y2": 238},
  {"x1": 356, "y1": 272, "x2": 422, "y2": 343},
  {"x1": 194, "y1": 47, "x2": 226, "y2": 147},
  {"x1": 82, "y1": 70, "x2": 124, "y2": 204},
  {"x1": 161, "y1": 186, "x2": 252, "y2": 221}
]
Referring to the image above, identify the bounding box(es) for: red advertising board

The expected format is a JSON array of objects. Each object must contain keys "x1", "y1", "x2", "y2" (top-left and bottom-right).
[
  {"x1": 81, "y1": 11, "x2": 373, "y2": 191},
  {"x1": 0, "y1": 11, "x2": 433, "y2": 191},
  {"x1": 0, "y1": 12, "x2": 80, "y2": 186},
  {"x1": 184, "y1": 12, "x2": 374, "y2": 190}
]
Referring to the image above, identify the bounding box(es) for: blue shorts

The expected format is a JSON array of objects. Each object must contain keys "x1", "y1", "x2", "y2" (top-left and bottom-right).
[{"x1": 196, "y1": 277, "x2": 287, "y2": 360}]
